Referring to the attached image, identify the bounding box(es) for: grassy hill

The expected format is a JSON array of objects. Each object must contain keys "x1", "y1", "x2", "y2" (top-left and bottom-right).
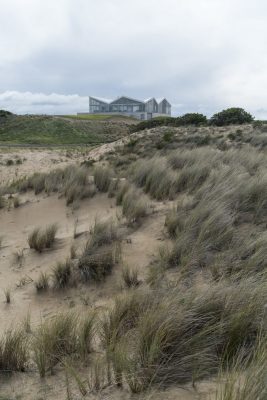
[{"x1": 0, "y1": 112, "x2": 136, "y2": 145}]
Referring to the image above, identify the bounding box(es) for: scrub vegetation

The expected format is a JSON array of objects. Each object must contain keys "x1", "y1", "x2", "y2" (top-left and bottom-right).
[
  {"x1": 0, "y1": 115, "x2": 267, "y2": 399},
  {"x1": 0, "y1": 112, "x2": 134, "y2": 145}
]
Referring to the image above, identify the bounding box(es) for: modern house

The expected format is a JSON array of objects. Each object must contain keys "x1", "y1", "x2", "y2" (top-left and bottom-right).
[{"x1": 78, "y1": 96, "x2": 171, "y2": 120}]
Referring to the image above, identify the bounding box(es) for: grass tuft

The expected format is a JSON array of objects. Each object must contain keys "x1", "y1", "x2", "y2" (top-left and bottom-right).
[
  {"x1": 4, "y1": 288, "x2": 11, "y2": 304},
  {"x1": 52, "y1": 259, "x2": 72, "y2": 289},
  {"x1": 0, "y1": 329, "x2": 29, "y2": 372},
  {"x1": 35, "y1": 272, "x2": 49, "y2": 292},
  {"x1": 122, "y1": 266, "x2": 141, "y2": 288},
  {"x1": 94, "y1": 166, "x2": 113, "y2": 192},
  {"x1": 33, "y1": 313, "x2": 78, "y2": 377},
  {"x1": 28, "y1": 223, "x2": 58, "y2": 252}
]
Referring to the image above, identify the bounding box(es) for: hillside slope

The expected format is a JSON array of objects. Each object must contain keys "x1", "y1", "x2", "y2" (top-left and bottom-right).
[{"x1": 0, "y1": 113, "x2": 136, "y2": 145}]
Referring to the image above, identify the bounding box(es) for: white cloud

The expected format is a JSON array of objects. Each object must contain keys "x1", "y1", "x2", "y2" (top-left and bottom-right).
[{"x1": 0, "y1": 91, "x2": 88, "y2": 115}]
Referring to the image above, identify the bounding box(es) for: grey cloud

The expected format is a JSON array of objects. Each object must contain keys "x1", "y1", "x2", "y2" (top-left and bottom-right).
[{"x1": 1, "y1": 0, "x2": 267, "y2": 117}]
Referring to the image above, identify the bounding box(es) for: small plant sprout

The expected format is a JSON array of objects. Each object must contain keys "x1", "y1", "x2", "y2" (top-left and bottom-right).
[{"x1": 4, "y1": 288, "x2": 11, "y2": 304}]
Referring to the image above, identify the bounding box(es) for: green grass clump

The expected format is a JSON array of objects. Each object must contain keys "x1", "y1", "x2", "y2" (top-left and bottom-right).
[
  {"x1": 14, "y1": 165, "x2": 96, "y2": 207},
  {"x1": 4, "y1": 288, "x2": 11, "y2": 304},
  {"x1": 13, "y1": 196, "x2": 20, "y2": 208},
  {"x1": 6, "y1": 159, "x2": 14, "y2": 166},
  {"x1": 89, "y1": 218, "x2": 119, "y2": 248},
  {"x1": 77, "y1": 313, "x2": 96, "y2": 359},
  {"x1": 101, "y1": 276, "x2": 267, "y2": 392},
  {"x1": 216, "y1": 336, "x2": 267, "y2": 400},
  {"x1": 26, "y1": 172, "x2": 46, "y2": 194},
  {"x1": 132, "y1": 158, "x2": 177, "y2": 200},
  {"x1": 100, "y1": 290, "x2": 153, "y2": 353},
  {"x1": 122, "y1": 266, "x2": 140, "y2": 288},
  {"x1": 52, "y1": 259, "x2": 72, "y2": 289},
  {"x1": 161, "y1": 146, "x2": 267, "y2": 274},
  {"x1": 33, "y1": 312, "x2": 96, "y2": 377},
  {"x1": 94, "y1": 166, "x2": 113, "y2": 192},
  {"x1": 79, "y1": 244, "x2": 121, "y2": 283},
  {"x1": 116, "y1": 183, "x2": 149, "y2": 224},
  {"x1": 78, "y1": 219, "x2": 121, "y2": 283},
  {"x1": 115, "y1": 182, "x2": 131, "y2": 205},
  {"x1": 35, "y1": 272, "x2": 49, "y2": 292},
  {"x1": 28, "y1": 223, "x2": 58, "y2": 252},
  {"x1": 0, "y1": 196, "x2": 6, "y2": 209},
  {"x1": 121, "y1": 187, "x2": 149, "y2": 224},
  {"x1": 0, "y1": 329, "x2": 29, "y2": 372},
  {"x1": 33, "y1": 313, "x2": 78, "y2": 377}
]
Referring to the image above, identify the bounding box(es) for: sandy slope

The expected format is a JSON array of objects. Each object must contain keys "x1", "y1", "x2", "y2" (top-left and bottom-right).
[{"x1": 0, "y1": 146, "x2": 218, "y2": 399}]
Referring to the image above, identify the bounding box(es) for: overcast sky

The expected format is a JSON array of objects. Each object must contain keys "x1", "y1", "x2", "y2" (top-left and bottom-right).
[{"x1": 1, "y1": 0, "x2": 267, "y2": 117}]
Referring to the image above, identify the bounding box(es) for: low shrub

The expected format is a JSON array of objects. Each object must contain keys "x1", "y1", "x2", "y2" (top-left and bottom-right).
[
  {"x1": 210, "y1": 108, "x2": 253, "y2": 126},
  {"x1": 175, "y1": 113, "x2": 207, "y2": 126},
  {"x1": 131, "y1": 117, "x2": 175, "y2": 133},
  {"x1": 6, "y1": 159, "x2": 14, "y2": 166}
]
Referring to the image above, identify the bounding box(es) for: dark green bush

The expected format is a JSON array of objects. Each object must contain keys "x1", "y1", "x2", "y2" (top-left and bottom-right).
[
  {"x1": 131, "y1": 117, "x2": 175, "y2": 132},
  {"x1": 131, "y1": 114, "x2": 208, "y2": 133},
  {"x1": 175, "y1": 113, "x2": 207, "y2": 126},
  {"x1": 0, "y1": 110, "x2": 13, "y2": 119},
  {"x1": 210, "y1": 108, "x2": 253, "y2": 126},
  {"x1": 163, "y1": 131, "x2": 174, "y2": 142},
  {"x1": 6, "y1": 159, "x2": 14, "y2": 166}
]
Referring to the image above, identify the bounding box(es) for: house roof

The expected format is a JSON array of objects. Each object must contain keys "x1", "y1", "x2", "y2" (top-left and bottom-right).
[
  {"x1": 144, "y1": 97, "x2": 156, "y2": 103},
  {"x1": 90, "y1": 96, "x2": 112, "y2": 104},
  {"x1": 90, "y1": 96, "x2": 171, "y2": 106},
  {"x1": 156, "y1": 98, "x2": 172, "y2": 106},
  {"x1": 110, "y1": 95, "x2": 145, "y2": 104}
]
